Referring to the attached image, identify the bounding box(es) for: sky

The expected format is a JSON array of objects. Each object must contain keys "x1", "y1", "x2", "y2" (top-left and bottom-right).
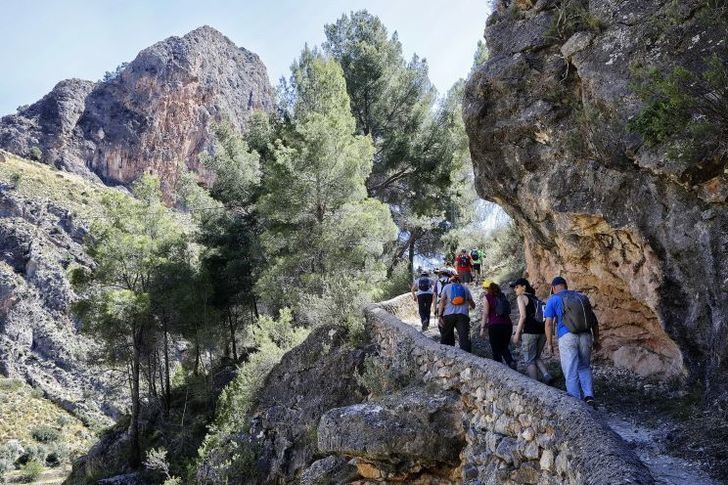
[{"x1": 0, "y1": 0, "x2": 491, "y2": 116}]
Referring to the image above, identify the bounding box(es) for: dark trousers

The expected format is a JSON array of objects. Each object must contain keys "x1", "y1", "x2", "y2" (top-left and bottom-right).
[
  {"x1": 489, "y1": 324, "x2": 515, "y2": 365},
  {"x1": 440, "y1": 314, "x2": 472, "y2": 353},
  {"x1": 417, "y1": 294, "x2": 433, "y2": 330}
]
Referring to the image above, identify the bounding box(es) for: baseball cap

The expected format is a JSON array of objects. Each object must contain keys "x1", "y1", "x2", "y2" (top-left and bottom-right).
[{"x1": 482, "y1": 279, "x2": 493, "y2": 289}]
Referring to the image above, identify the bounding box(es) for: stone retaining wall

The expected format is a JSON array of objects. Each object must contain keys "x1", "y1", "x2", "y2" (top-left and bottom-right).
[{"x1": 365, "y1": 294, "x2": 654, "y2": 484}]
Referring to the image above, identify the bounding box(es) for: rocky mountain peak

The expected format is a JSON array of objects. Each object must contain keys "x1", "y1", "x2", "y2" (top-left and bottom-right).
[{"x1": 0, "y1": 26, "x2": 275, "y2": 195}]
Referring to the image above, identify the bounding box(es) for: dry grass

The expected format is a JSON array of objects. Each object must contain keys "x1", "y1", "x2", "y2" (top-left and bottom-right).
[
  {"x1": 0, "y1": 150, "x2": 114, "y2": 223},
  {"x1": 0, "y1": 378, "x2": 94, "y2": 459}
]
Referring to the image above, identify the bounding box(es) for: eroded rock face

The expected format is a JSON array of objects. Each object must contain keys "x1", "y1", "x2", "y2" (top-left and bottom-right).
[
  {"x1": 0, "y1": 26, "x2": 274, "y2": 196},
  {"x1": 318, "y1": 388, "x2": 465, "y2": 482},
  {"x1": 464, "y1": 0, "x2": 727, "y2": 393},
  {"x1": 0, "y1": 181, "x2": 124, "y2": 425}
]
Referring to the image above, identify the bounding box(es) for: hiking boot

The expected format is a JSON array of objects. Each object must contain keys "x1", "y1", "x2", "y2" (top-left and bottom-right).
[{"x1": 584, "y1": 396, "x2": 596, "y2": 407}]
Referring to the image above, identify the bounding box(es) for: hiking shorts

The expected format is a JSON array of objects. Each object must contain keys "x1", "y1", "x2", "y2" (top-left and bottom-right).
[
  {"x1": 458, "y1": 269, "x2": 472, "y2": 283},
  {"x1": 473, "y1": 264, "x2": 481, "y2": 272},
  {"x1": 522, "y1": 333, "x2": 545, "y2": 365}
]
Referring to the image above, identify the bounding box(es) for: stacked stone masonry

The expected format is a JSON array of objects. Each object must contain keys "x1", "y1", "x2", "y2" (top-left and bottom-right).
[{"x1": 365, "y1": 294, "x2": 654, "y2": 485}]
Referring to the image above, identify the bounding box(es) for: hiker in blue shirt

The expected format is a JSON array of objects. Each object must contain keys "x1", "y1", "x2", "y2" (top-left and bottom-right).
[
  {"x1": 437, "y1": 274, "x2": 476, "y2": 353},
  {"x1": 544, "y1": 276, "x2": 601, "y2": 405}
]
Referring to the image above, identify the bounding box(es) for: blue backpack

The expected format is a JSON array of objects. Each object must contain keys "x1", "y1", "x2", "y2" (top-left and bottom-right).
[
  {"x1": 418, "y1": 277, "x2": 432, "y2": 292},
  {"x1": 450, "y1": 284, "x2": 467, "y2": 305}
]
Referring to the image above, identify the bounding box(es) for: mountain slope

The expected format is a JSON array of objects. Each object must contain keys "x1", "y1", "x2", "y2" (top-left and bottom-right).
[{"x1": 0, "y1": 26, "x2": 275, "y2": 196}]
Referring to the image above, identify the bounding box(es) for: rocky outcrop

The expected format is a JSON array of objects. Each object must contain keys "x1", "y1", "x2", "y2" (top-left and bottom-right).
[
  {"x1": 365, "y1": 294, "x2": 654, "y2": 484},
  {"x1": 318, "y1": 388, "x2": 465, "y2": 482},
  {"x1": 0, "y1": 26, "x2": 274, "y2": 196},
  {"x1": 464, "y1": 0, "x2": 728, "y2": 393},
  {"x1": 196, "y1": 325, "x2": 369, "y2": 484},
  {"x1": 0, "y1": 156, "x2": 124, "y2": 425}
]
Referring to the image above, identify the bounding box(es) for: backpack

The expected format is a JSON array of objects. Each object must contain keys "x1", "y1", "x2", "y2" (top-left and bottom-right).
[
  {"x1": 559, "y1": 292, "x2": 597, "y2": 333},
  {"x1": 528, "y1": 295, "x2": 546, "y2": 323},
  {"x1": 470, "y1": 250, "x2": 479, "y2": 261},
  {"x1": 494, "y1": 293, "x2": 511, "y2": 317},
  {"x1": 457, "y1": 254, "x2": 470, "y2": 267},
  {"x1": 418, "y1": 277, "x2": 432, "y2": 292},
  {"x1": 450, "y1": 284, "x2": 467, "y2": 305},
  {"x1": 438, "y1": 277, "x2": 449, "y2": 294}
]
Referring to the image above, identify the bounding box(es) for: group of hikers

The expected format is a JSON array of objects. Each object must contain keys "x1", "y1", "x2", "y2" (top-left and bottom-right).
[{"x1": 411, "y1": 251, "x2": 600, "y2": 405}]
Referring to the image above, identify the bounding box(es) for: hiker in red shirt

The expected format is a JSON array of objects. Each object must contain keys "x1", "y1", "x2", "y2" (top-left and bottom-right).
[{"x1": 455, "y1": 249, "x2": 473, "y2": 284}]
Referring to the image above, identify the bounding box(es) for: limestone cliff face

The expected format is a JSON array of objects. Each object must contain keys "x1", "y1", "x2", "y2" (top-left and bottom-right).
[
  {"x1": 464, "y1": 0, "x2": 727, "y2": 393},
  {"x1": 0, "y1": 152, "x2": 125, "y2": 425},
  {"x1": 0, "y1": 26, "x2": 274, "y2": 195}
]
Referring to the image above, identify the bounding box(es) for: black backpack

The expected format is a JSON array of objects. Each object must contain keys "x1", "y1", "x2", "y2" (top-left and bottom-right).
[
  {"x1": 418, "y1": 277, "x2": 432, "y2": 292},
  {"x1": 494, "y1": 293, "x2": 511, "y2": 317},
  {"x1": 528, "y1": 295, "x2": 546, "y2": 323},
  {"x1": 559, "y1": 292, "x2": 597, "y2": 333},
  {"x1": 457, "y1": 254, "x2": 470, "y2": 267}
]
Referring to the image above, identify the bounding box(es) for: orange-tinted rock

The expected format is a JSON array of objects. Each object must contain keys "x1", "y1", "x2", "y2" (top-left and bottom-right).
[
  {"x1": 0, "y1": 26, "x2": 274, "y2": 197},
  {"x1": 464, "y1": 0, "x2": 727, "y2": 397}
]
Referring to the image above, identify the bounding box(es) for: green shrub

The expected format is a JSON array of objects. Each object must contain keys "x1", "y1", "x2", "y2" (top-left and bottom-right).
[
  {"x1": 378, "y1": 261, "x2": 413, "y2": 301},
  {"x1": 21, "y1": 443, "x2": 48, "y2": 464},
  {"x1": 547, "y1": 0, "x2": 604, "y2": 40},
  {"x1": 31, "y1": 425, "x2": 60, "y2": 443},
  {"x1": 45, "y1": 443, "x2": 69, "y2": 467},
  {"x1": 479, "y1": 221, "x2": 526, "y2": 283},
  {"x1": 628, "y1": 56, "x2": 728, "y2": 175},
  {"x1": 8, "y1": 172, "x2": 21, "y2": 189},
  {"x1": 28, "y1": 147, "x2": 42, "y2": 162},
  {"x1": 197, "y1": 310, "x2": 309, "y2": 469},
  {"x1": 356, "y1": 346, "x2": 419, "y2": 397},
  {"x1": 20, "y1": 460, "x2": 44, "y2": 482},
  {"x1": 300, "y1": 277, "x2": 372, "y2": 346},
  {"x1": 56, "y1": 415, "x2": 72, "y2": 428},
  {"x1": 0, "y1": 441, "x2": 23, "y2": 484}
]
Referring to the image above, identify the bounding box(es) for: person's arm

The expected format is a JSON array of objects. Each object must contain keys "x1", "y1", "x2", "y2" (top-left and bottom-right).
[
  {"x1": 468, "y1": 289, "x2": 476, "y2": 310},
  {"x1": 411, "y1": 282, "x2": 417, "y2": 302},
  {"x1": 545, "y1": 317, "x2": 554, "y2": 353},
  {"x1": 512, "y1": 295, "x2": 527, "y2": 345},
  {"x1": 438, "y1": 286, "x2": 447, "y2": 324}
]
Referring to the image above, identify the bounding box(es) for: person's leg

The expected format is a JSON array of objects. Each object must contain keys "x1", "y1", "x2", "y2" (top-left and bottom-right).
[
  {"x1": 440, "y1": 315, "x2": 456, "y2": 346},
  {"x1": 488, "y1": 326, "x2": 503, "y2": 362},
  {"x1": 419, "y1": 294, "x2": 433, "y2": 330},
  {"x1": 577, "y1": 332, "x2": 594, "y2": 398},
  {"x1": 522, "y1": 334, "x2": 538, "y2": 379},
  {"x1": 455, "y1": 314, "x2": 472, "y2": 353},
  {"x1": 417, "y1": 294, "x2": 428, "y2": 327},
  {"x1": 500, "y1": 325, "x2": 516, "y2": 368},
  {"x1": 558, "y1": 333, "x2": 581, "y2": 398},
  {"x1": 534, "y1": 334, "x2": 553, "y2": 382}
]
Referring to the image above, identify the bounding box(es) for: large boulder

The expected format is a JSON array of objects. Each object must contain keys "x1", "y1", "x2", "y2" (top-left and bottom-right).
[
  {"x1": 318, "y1": 388, "x2": 465, "y2": 481},
  {"x1": 0, "y1": 26, "x2": 275, "y2": 196},
  {"x1": 464, "y1": 0, "x2": 728, "y2": 397}
]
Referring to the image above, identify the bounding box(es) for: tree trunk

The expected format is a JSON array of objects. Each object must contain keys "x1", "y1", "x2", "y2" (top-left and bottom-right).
[
  {"x1": 193, "y1": 330, "x2": 200, "y2": 376},
  {"x1": 163, "y1": 319, "x2": 171, "y2": 416},
  {"x1": 228, "y1": 311, "x2": 238, "y2": 362},
  {"x1": 408, "y1": 231, "x2": 419, "y2": 276},
  {"x1": 129, "y1": 324, "x2": 142, "y2": 468}
]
